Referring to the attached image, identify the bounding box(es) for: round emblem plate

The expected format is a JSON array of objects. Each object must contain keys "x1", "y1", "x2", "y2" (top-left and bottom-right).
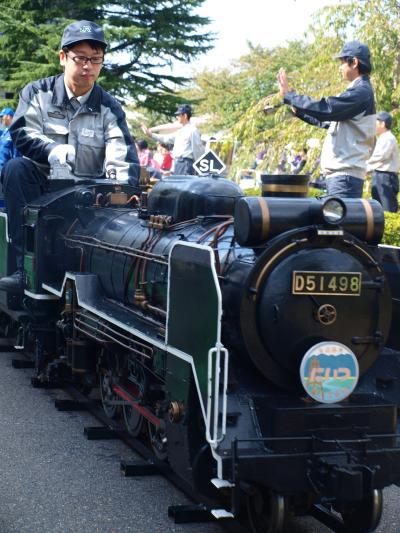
[{"x1": 300, "y1": 341, "x2": 359, "y2": 403}]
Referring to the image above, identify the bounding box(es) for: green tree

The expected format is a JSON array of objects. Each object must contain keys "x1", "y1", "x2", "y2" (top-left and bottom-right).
[{"x1": 0, "y1": 0, "x2": 213, "y2": 113}]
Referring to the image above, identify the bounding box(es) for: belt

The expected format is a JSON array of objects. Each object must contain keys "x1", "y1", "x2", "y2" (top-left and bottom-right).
[{"x1": 176, "y1": 157, "x2": 194, "y2": 162}]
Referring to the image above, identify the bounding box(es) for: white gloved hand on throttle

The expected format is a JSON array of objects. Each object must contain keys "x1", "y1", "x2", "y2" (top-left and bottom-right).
[{"x1": 48, "y1": 144, "x2": 76, "y2": 166}]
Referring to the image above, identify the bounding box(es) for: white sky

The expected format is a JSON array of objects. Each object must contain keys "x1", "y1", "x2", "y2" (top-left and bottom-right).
[{"x1": 186, "y1": 0, "x2": 343, "y2": 73}]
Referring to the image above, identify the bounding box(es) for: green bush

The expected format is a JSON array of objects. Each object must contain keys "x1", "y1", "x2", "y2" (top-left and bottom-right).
[
  {"x1": 383, "y1": 212, "x2": 400, "y2": 247},
  {"x1": 244, "y1": 186, "x2": 261, "y2": 196}
]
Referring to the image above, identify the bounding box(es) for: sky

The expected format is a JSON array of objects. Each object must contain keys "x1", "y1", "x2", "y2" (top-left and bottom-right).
[{"x1": 186, "y1": 0, "x2": 343, "y2": 74}]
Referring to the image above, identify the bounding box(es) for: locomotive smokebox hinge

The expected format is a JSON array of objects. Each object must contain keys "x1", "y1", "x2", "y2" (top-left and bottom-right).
[
  {"x1": 352, "y1": 332, "x2": 384, "y2": 346},
  {"x1": 362, "y1": 276, "x2": 385, "y2": 292}
]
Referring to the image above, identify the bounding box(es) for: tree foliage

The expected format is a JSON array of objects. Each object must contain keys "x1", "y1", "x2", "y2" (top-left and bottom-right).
[
  {"x1": 0, "y1": 0, "x2": 213, "y2": 113},
  {"x1": 185, "y1": 40, "x2": 311, "y2": 132}
]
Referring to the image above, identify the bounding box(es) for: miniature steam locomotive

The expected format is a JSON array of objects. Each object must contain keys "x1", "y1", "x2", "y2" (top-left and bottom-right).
[{"x1": 0, "y1": 167, "x2": 400, "y2": 533}]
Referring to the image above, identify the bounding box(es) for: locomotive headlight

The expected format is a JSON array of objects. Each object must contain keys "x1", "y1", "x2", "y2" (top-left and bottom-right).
[{"x1": 322, "y1": 198, "x2": 346, "y2": 225}]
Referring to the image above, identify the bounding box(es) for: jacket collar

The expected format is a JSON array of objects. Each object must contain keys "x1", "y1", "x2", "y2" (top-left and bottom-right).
[{"x1": 52, "y1": 74, "x2": 101, "y2": 113}]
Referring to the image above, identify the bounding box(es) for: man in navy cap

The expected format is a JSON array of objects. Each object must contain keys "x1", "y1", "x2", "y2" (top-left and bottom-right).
[
  {"x1": 140, "y1": 104, "x2": 204, "y2": 175},
  {"x1": 277, "y1": 40, "x2": 376, "y2": 198},
  {"x1": 367, "y1": 111, "x2": 400, "y2": 212},
  {"x1": 0, "y1": 107, "x2": 20, "y2": 171},
  {"x1": 0, "y1": 20, "x2": 140, "y2": 291}
]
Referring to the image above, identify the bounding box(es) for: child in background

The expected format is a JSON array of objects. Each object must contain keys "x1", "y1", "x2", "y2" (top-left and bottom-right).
[{"x1": 159, "y1": 143, "x2": 173, "y2": 174}]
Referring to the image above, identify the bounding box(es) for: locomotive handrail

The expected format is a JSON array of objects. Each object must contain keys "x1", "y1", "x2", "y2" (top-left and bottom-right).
[
  {"x1": 206, "y1": 342, "x2": 229, "y2": 447},
  {"x1": 64, "y1": 234, "x2": 169, "y2": 265}
]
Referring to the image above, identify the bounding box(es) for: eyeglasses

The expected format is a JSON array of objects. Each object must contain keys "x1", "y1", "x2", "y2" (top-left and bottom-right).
[{"x1": 67, "y1": 53, "x2": 104, "y2": 65}]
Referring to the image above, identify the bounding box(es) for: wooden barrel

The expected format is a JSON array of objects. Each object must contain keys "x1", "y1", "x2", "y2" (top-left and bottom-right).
[{"x1": 260, "y1": 174, "x2": 309, "y2": 198}]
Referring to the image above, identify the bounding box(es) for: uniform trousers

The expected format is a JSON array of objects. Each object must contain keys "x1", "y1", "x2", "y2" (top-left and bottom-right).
[
  {"x1": 1, "y1": 158, "x2": 47, "y2": 269},
  {"x1": 325, "y1": 174, "x2": 364, "y2": 198},
  {"x1": 174, "y1": 157, "x2": 195, "y2": 175},
  {"x1": 371, "y1": 170, "x2": 399, "y2": 213}
]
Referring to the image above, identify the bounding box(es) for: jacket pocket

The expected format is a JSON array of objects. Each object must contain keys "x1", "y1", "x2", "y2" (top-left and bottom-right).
[{"x1": 75, "y1": 143, "x2": 105, "y2": 176}]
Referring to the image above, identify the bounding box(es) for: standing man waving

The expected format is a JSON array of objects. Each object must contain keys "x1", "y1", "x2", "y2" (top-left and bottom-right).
[{"x1": 277, "y1": 41, "x2": 376, "y2": 198}]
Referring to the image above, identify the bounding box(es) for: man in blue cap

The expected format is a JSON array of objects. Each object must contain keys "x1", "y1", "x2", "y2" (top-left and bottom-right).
[
  {"x1": 367, "y1": 111, "x2": 400, "y2": 212},
  {"x1": 0, "y1": 107, "x2": 20, "y2": 171},
  {"x1": 277, "y1": 40, "x2": 376, "y2": 198},
  {"x1": 0, "y1": 20, "x2": 140, "y2": 291}
]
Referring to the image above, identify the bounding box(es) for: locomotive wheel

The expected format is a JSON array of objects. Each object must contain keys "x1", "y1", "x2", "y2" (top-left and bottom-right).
[
  {"x1": 148, "y1": 420, "x2": 168, "y2": 460},
  {"x1": 100, "y1": 369, "x2": 120, "y2": 419},
  {"x1": 123, "y1": 404, "x2": 144, "y2": 437},
  {"x1": 246, "y1": 487, "x2": 287, "y2": 533},
  {"x1": 340, "y1": 489, "x2": 383, "y2": 532}
]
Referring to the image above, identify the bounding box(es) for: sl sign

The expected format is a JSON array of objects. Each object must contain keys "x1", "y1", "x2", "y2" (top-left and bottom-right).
[{"x1": 193, "y1": 149, "x2": 226, "y2": 176}]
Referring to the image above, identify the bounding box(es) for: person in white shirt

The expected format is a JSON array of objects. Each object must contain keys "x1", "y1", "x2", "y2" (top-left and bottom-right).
[
  {"x1": 141, "y1": 104, "x2": 204, "y2": 175},
  {"x1": 367, "y1": 111, "x2": 400, "y2": 212}
]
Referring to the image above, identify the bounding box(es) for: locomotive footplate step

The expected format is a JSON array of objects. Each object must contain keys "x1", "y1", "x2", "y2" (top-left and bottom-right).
[
  {"x1": 310, "y1": 504, "x2": 345, "y2": 533},
  {"x1": 54, "y1": 399, "x2": 90, "y2": 411},
  {"x1": 168, "y1": 504, "x2": 215, "y2": 524},
  {"x1": 12, "y1": 359, "x2": 35, "y2": 369},
  {"x1": 120, "y1": 460, "x2": 159, "y2": 477},
  {"x1": 84, "y1": 426, "x2": 120, "y2": 440}
]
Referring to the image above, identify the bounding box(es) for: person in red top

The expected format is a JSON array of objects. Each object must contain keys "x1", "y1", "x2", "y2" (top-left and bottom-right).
[{"x1": 159, "y1": 143, "x2": 173, "y2": 173}]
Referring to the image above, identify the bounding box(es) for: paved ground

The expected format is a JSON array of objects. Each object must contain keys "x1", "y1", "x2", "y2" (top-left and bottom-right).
[
  {"x1": 0, "y1": 351, "x2": 223, "y2": 533},
  {"x1": 0, "y1": 350, "x2": 398, "y2": 533}
]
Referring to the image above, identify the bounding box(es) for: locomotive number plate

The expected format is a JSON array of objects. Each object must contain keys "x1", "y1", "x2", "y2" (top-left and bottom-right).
[{"x1": 292, "y1": 271, "x2": 362, "y2": 296}]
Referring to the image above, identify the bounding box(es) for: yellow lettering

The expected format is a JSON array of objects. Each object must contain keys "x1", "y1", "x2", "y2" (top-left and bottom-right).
[
  {"x1": 294, "y1": 274, "x2": 304, "y2": 292},
  {"x1": 306, "y1": 275, "x2": 316, "y2": 292}
]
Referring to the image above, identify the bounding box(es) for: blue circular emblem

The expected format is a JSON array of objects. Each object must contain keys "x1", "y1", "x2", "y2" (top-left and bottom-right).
[{"x1": 300, "y1": 342, "x2": 359, "y2": 403}]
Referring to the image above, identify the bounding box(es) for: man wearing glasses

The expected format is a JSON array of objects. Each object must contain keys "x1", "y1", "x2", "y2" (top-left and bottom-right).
[{"x1": 0, "y1": 20, "x2": 140, "y2": 291}]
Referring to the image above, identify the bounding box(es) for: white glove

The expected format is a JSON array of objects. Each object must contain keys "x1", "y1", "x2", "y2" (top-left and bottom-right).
[{"x1": 48, "y1": 144, "x2": 76, "y2": 166}]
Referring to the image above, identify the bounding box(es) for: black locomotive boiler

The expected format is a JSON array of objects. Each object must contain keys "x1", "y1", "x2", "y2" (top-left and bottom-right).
[{"x1": 1, "y1": 169, "x2": 400, "y2": 533}]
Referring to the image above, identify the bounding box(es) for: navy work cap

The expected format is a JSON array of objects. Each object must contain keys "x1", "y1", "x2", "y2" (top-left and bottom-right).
[
  {"x1": 335, "y1": 40, "x2": 371, "y2": 67},
  {"x1": 0, "y1": 107, "x2": 14, "y2": 116},
  {"x1": 175, "y1": 104, "x2": 192, "y2": 116},
  {"x1": 377, "y1": 111, "x2": 393, "y2": 129},
  {"x1": 61, "y1": 20, "x2": 107, "y2": 49}
]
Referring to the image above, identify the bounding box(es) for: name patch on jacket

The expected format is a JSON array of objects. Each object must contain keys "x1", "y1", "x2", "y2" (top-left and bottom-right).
[
  {"x1": 81, "y1": 128, "x2": 95, "y2": 138},
  {"x1": 48, "y1": 111, "x2": 66, "y2": 119}
]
